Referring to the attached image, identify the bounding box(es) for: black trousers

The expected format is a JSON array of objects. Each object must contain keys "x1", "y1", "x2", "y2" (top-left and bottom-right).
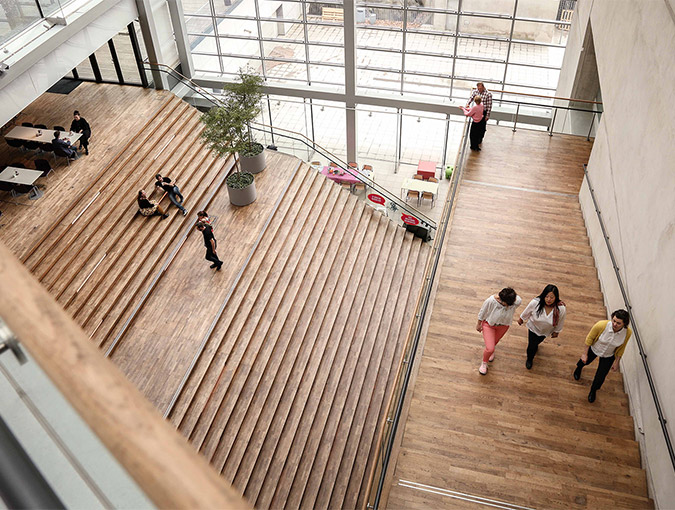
[
  {"x1": 473, "y1": 117, "x2": 487, "y2": 145},
  {"x1": 79, "y1": 129, "x2": 91, "y2": 150},
  {"x1": 205, "y1": 248, "x2": 221, "y2": 266},
  {"x1": 526, "y1": 329, "x2": 546, "y2": 362},
  {"x1": 577, "y1": 349, "x2": 615, "y2": 391},
  {"x1": 469, "y1": 120, "x2": 484, "y2": 149}
]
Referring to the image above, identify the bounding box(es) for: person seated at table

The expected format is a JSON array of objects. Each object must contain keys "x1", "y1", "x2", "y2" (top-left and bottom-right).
[
  {"x1": 137, "y1": 190, "x2": 168, "y2": 219},
  {"x1": 52, "y1": 130, "x2": 79, "y2": 160},
  {"x1": 70, "y1": 110, "x2": 91, "y2": 155},
  {"x1": 154, "y1": 173, "x2": 187, "y2": 215}
]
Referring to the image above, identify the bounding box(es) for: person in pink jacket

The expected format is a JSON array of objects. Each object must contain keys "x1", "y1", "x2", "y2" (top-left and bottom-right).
[{"x1": 460, "y1": 96, "x2": 484, "y2": 151}]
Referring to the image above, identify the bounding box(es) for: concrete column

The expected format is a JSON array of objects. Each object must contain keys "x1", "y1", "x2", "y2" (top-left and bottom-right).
[
  {"x1": 343, "y1": 0, "x2": 357, "y2": 163},
  {"x1": 135, "y1": 0, "x2": 180, "y2": 89},
  {"x1": 166, "y1": 0, "x2": 194, "y2": 78}
]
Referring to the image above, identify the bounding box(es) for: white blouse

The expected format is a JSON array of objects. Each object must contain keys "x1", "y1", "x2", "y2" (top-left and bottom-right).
[
  {"x1": 592, "y1": 321, "x2": 628, "y2": 357},
  {"x1": 520, "y1": 298, "x2": 566, "y2": 337},
  {"x1": 478, "y1": 294, "x2": 522, "y2": 326}
]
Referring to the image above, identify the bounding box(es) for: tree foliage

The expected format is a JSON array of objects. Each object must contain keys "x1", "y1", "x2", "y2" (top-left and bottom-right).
[{"x1": 200, "y1": 68, "x2": 264, "y2": 169}]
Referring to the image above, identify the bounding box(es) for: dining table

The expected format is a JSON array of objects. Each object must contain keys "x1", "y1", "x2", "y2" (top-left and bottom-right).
[
  {"x1": 5, "y1": 126, "x2": 82, "y2": 144},
  {"x1": 321, "y1": 166, "x2": 374, "y2": 185},
  {"x1": 400, "y1": 177, "x2": 439, "y2": 197},
  {"x1": 0, "y1": 166, "x2": 44, "y2": 199}
]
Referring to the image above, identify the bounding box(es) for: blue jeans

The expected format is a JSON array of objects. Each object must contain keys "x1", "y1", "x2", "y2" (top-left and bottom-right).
[{"x1": 167, "y1": 186, "x2": 185, "y2": 213}]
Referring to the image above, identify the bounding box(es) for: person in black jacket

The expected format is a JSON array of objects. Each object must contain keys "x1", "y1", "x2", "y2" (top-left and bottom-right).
[
  {"x1": 137, "y1": 190, "x2": 168, "y2": 219},
  {"x1": 154, "y1": 173, "x2": 187, "y2": 215},
  {"x1": 196, "y1": 222, "x2": 222, "y2": 270},
  {"x1": 70, "y1": 110, "x2": 91, "y2": 155},
  {"x1": 52, "y1": 130, "x2": 79, "y2": 160}
]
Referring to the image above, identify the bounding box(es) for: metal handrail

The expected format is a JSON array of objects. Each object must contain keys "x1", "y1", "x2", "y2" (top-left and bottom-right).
[
  {"x1": 0, "y1": 415, "x2": 65, "y2": 509},
  {"x1": 363, "y1": 117, "x2": 472, "y2": 509},
  {"x1": 582, "y1": 164, "x2": 675, "y2": 473},
  {"x1": 143, "y1": 62, "x2": 439, "y2": 233}
]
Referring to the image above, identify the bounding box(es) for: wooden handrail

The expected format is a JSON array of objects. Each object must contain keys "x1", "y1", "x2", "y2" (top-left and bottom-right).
[{"x1": 0, "y1": 242, "x2": 251, "y2": 509}]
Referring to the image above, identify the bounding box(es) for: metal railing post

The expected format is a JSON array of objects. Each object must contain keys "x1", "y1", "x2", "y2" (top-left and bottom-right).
[
  {"x1": 512, "y1": 103, "x2": 520, "y2": 132},
  {"x1": 549, "y1": 107, "x2": 557, "y2": 137},
  {"x1": 587, "y1": 112, "x2": 595, "y2": 141}
]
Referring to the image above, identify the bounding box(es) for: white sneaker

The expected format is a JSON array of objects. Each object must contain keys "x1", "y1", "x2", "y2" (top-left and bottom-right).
[{"x1": 479, "y1": 362, "x2": 488, "y2": 375}]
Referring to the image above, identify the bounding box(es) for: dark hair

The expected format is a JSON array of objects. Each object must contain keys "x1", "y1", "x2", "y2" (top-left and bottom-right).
[
  {"x1": 196, "y1": 221, "x2": 208, "y2": 230},
  {"x1": 498, "y1": 287, "x2": 517, "y2": 306},
  {"x1": 612, "y1": 309, "x2": 630, "y2": 328},
  {"x1": 535, "y1": 284, "x2": 561, "y2": 316},
  {"x1": 73, "y1": 110, "x2": 80, "y2": 116},
  {"x1": 137, "y1": 190, "x2": 145, "y2": 199},
  {"x1": 155, "y1": 173, "x2": 162, "y2": 181},
  {"x1": 53, "y1": 130, "x2": 60, "y2": 139},
  {"x1": 197, "y1": 210, "x2": 208, "y2": 217}
]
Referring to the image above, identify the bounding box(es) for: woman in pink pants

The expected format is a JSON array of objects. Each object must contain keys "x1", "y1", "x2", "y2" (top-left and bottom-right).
[{"x1": 476, "y1": 287, "x2": 521, "y2": 375}]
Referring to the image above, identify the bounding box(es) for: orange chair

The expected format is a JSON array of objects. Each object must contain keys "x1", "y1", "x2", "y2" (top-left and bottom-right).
[
  {"x1": 329, "y1": 161, "x2": 338, "y2": 167},
  {"x1": 348, "y1": 161, "x2": 358, "y2": 169},
  {"x1": 341, "y1": 182, "x2": 353, "y2": 193},
  {"x1": 362, "y1": 164, "x2": 373, "y2": 172},
  {"x1": 429, "y1": 177, "x2": 438, "y2": 183},
  {"x1": 421, "y1": 191, "x2": 435, "y2": 207},
  {"x1": 353, "y1": 182, "x2": 366, "y2": 193},
  {"x1": 407, "y1": 189, "x2": 420, "y2": 205}
]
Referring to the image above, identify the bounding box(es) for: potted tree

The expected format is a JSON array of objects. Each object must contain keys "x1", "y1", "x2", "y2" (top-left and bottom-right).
[{"x1": 200, "y1": 69, "x2": 265, "y2": 206}]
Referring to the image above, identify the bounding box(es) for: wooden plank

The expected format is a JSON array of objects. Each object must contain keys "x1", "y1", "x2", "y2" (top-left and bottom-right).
[
  {"x1": 385, "y1": 125, "x2": 649, "y2": 510},
  {"x1": 0, "y1": 243, "x2": 250, "y2": 510}
]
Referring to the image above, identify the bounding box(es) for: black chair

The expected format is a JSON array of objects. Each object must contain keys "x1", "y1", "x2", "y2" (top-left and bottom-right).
[
  {"x1": 39, "y1": 141, "x2": 55, "y2": 158},
  {"x1": 5, "y1": 138, "x2": 24, "y2": 152},
  {"x1": 21, "y1": 122, "x2": 33, "y2": 127},
  {"x1": 23, "y1": 140, "x2": 39, "y2": 152},
  {"x1": 53, "y1": 146, "x2": 72, "y2": 166},
  {"x1": 35, "y1": 159, "x2": 54, "y2": 178},
  {"x1": 53, "y1": 125, "x2": 66, "y2": 132},
  {"x1": 34, "y1": 124, "x2": 48, "y2": 129},
  {"x1": 10, "y1": 163, "x2": 26, "y2": 168},
  {"x1": 0, "y1": 182, "x2": 17, "y2": 203}
]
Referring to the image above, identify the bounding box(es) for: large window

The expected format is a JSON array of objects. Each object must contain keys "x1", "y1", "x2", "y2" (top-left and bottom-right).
[
  {"x1": 182, "y1": 0, "x2": 576, "y2": 170},
  {"x1": 184, "y1": 0, "x2": 575, "y2": 98},
  {"x1": 0, "y1": 0, "x2": 80, "y2": 45}
]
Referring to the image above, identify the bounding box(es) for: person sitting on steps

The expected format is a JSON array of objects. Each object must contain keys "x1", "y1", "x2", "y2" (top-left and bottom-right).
[
  {"x1": 155, "y1": 173, "x2": 187, "y2": 215},
  {"x1": 137, "y1": 190, "x2": 168, "y2": 219}
]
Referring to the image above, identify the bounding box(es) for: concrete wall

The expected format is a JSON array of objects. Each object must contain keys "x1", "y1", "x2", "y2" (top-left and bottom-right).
[
  {"x1": 558, "y1": 1, "x2": 675, "y2": 506},
  {"x1": 0, "y1": 0, "x2": 138, "y2": 126}
]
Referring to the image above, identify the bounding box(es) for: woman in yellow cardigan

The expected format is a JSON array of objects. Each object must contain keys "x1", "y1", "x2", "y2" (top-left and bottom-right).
[{"x1": 573, "y1": 309, "x2": 632, "y2": 403}]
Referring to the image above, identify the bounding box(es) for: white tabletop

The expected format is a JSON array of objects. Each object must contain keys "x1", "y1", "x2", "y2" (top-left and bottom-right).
[
  {"x1": 401, "y1": 178, "x2": 440, "y2": 194},
  {"x1": 0, "y1": 167, "x2": 43, "y2": 186},
  {"x1": 5, "y1": 126, "x2": 81, "y2": 144}
]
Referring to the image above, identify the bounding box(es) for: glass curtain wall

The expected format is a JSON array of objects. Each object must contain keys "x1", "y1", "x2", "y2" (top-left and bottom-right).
[
  {"x1": 182, "y1": 0, "x2": 576, "y2": 166},
  {"x1": 0, "y1": 0, "x2": 80, "y2": 45},
  {"x1": 184, "y1": 0, "x2": 346, "y2": 90}
]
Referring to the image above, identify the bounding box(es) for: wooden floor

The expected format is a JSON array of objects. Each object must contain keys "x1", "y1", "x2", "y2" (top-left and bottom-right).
[
  {"x1": 386, "y1": 127, "x2": 652, "y2": 509},
  {"x1": 2, "y1": 83, "x2": 436, "y2": 509}
]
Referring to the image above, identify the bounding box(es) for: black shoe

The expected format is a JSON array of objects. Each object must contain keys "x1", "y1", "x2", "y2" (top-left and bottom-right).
[
  {"x1": 85, "y1": 149, "x2": 89, "y2": 155},
  {"x1": 209, "y1": 263, "x2": 218, "y2": 268},
  {"x1": 162, "y1": 213, "x2": 169, "y2": 219},
  {"x1": 216, "y1": 262, "x2": 223, "y2": 271},
  {"x1": 588, "y1": 389, "x2": 596, "y2": 403},
  {"x1": 525, "y1": 359, "x2": 533, "y2": 370},
  {"x1": 573, "y1": 366, "x2": 582, "y2": 380}
]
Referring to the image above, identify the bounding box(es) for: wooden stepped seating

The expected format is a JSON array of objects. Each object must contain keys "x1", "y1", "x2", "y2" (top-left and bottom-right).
[
  {"x1": 21, "y1": 95, "x2": 183, "y2": 269},
  {"x1": 160, "y1": 161, "x2": 431, "y2": 508},
  {"x1": 18, "y1": 95, "x2": 235, "y2": 352}
]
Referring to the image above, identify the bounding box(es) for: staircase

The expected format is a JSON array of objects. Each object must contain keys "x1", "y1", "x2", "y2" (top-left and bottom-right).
[
  {"x1": 166, "y1": 163, "x2": 430, "y2": 509},
  {"x1": 19, "y1": 93, "x2": 233, "y2": 349}
]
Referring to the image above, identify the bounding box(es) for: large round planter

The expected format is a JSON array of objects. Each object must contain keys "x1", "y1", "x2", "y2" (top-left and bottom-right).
[
  {"x1": 227, "y1": 179, "x2": 257, "y2": 206},
  {"x1": 240, "y1": 148, "x2": 266, "y2": 174}
]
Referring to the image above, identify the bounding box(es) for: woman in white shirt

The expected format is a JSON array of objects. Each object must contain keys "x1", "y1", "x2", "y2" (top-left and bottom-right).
[
  {"x1": 476, "y1": 287, "x2": 521, "y2": 375},
  {"x1": 517, "y1": 284, "x2": 566, "y2": 369}
]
